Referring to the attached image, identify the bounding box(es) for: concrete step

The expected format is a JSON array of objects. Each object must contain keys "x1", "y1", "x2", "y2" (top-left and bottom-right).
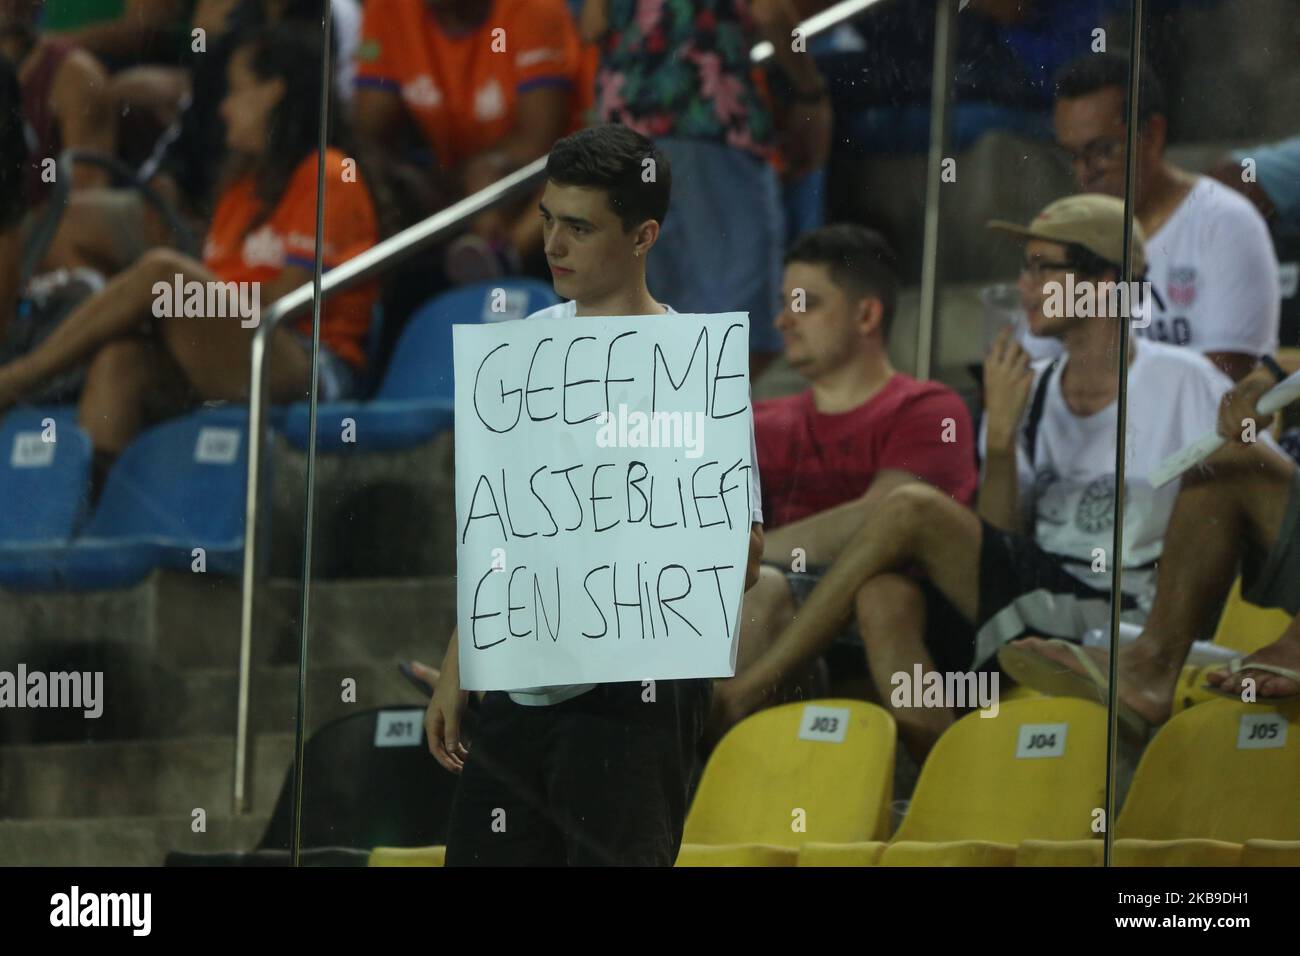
[
  {"x1": 1, "y1": 733, "x2": 295, "y2": 820},
  {"x1": 0, "y1": 572, "x2": 456, "y2": 672},
  {"x1": 169, "y1": 660, "x2": 430, "y2": 738},
  {"x1": 0, "y1": 812, "x2": 271, "y2": 866},
  {"x1": 0, "y1": 653, "x2": 432, "y2": 744},
  {"x1": 271, "y1": 431, "x2": 458, "y2": 578}
]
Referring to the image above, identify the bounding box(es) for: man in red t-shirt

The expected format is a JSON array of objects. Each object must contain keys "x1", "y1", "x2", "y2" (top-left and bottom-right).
[{"x1": 712, "y1": 224, "x2": 978, "y2": 756}]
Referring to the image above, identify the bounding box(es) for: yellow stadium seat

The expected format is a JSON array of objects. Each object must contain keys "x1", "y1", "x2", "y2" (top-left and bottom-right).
[
  {"x1": 1015, "y1": 840, "x2": 1104, "y2": 867},
  {"x1": 368, "y1": 846, "x2": 446, "y2": 866},
  {"x1": 1113, "y1": 839, "x2": 1242, "y2": 867},
  {"x1": 1210, "y1": 577, "x2": 1293, "y2": 655},
  {"x1": 999, "y1": 684, "x2": 1044, "y2": 704},
  {"x1": 1241, "y1": 840, "x2": 1300, "y2": 866},
  {"x1": 1170, "y1": 663, "x2": 1220, "y2": 716},
  {"x1": 796, "y1": 842, "x2": 887, "y2": 867},
  {"x1": 891, "y1": 697, "x2": 1107, "y2": 844},
  {"x1": 879, "y1": 841, "x2": 1016, "y2": 867},
  {"x1": 683, "y1": 699, "x2": 895, "y2": 847},
  {"x1": 1117, "y1": 699, "x2": 1300, "y2": 842},
  {"x1": 675, "y1": 844, "x2": 798, "y2": 867}
]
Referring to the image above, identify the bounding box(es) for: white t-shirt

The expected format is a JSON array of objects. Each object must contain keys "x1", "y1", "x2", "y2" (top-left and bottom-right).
[
  {"x1": 1139, "y1": 176, "x2": 1280, "y2": 356},
  {"x1": 1016, "y1": 176, "x2": 1280, "y2": 361},
  {"x1": 979, "y1": 339, "x2": 1233, "y2": 609},
  {"x1": 331, "y1": 0, "x2": 362, "y2": 105},
  {"x1": 496, "y1": 300, "x2": 764, "y2": 706}
]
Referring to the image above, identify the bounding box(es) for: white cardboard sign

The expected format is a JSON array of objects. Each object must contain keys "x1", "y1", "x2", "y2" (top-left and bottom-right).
[{"x1": 453, "y1": 312, "x2": 754, "y2": 691}]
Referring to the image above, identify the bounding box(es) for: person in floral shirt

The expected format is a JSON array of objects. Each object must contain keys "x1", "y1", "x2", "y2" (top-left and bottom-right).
[{"x1": 584, "y1": 0, "x2": 832, "y2": 378}]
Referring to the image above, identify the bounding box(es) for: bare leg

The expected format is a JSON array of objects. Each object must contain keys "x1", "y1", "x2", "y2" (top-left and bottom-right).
[
  {"x1": 41, "y1": 188, "x2": 174, "y2": 276},
  {"x1": 0, "y1": 246, "x2": 311, "y2": 411},
  {"x1": 1018, "y1": 440, "x2": 1297, "y2": 719},
  {"x1": 709, "y1": 564, "x2": 826, "y2": 735},
  {"x1": 856, "y1": 573, "x2": 953, "y2": 762},
  {"x1": 734, "y1": 565, "x2": 797, "y2": 672},
  {"x1": 718, "y1": 483, "x2": 984, "y2": 718},
  {"x1": 77, "y1": 336, "x2": 190, "y2": 454},
  {"x1": 1211, "y1": 613, "x2": 1300, "y2": 699},
  {"x1": 0, "y1": 248, "x2": 174, "y2": 404}
]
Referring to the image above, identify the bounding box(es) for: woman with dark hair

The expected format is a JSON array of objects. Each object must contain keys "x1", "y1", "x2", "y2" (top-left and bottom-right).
[{"x1": 0, "y1": 23, "x2": 384, "y2": 488}]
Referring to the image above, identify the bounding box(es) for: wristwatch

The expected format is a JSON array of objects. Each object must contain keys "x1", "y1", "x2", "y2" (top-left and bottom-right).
[{"x1": 1261, "y1": 355, "x2": 1287, "y2": 384}]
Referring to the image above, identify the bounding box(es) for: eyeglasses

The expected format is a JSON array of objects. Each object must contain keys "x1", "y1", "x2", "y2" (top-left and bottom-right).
[
  {"x1": 1020, "y1": 257, "x2": 1076, "y2": 280},
  {"x1": 1060, "y1": 136, "x2": 1126, "y2": 172}
]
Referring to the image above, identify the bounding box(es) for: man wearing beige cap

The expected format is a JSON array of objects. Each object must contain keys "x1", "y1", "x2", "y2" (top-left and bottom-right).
[{"x1": 712, "y1": 194, "x2": 1233, "y2": 759}]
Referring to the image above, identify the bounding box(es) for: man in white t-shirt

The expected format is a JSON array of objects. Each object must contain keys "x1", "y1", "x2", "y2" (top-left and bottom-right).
[
  {"x1": 1003, "y1": 359, "x2": 1300, "y2": 737},
  {"x1": 1031, "y1": 53, "x2": 1281, "y2": 381},
  {"x1": 716, "y1": 196, "x2": 1231, "y2": 753},
  {"x1": 424, "y1": 123, "x2": 764, "y2": 866}
]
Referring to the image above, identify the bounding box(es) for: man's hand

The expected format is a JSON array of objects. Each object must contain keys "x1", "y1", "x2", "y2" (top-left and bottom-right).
[
  {"x1": 983, "y1": 325, "x2": 1034, "y2": 452},
  {"x1": 425, "y1": 644, "x2": 470, "y2": 774},
  {"x1": 745, "y1": 523, "x2": 764, "y2": 591},
  {"x1": 1217, "y1": 364, "x2": 1275, "y2": 442}
]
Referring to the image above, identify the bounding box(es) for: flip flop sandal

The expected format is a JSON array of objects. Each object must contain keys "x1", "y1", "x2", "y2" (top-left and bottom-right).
[
  {"x1": 997, "y1": 639, "x2": 1154, "y2": 743},
  {"x1": 1202, "y1": 657, "x2": 1300, "y2": 703}
]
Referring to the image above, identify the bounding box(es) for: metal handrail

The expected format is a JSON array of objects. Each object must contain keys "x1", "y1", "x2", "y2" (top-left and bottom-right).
[
  {"x1": 232, "y1": 158, "x2": 547, "y2": 813},
  {"x1": 234, "y1": 0, "x2": 899, "y2": 814},
  {"x1": 748, "y1": 0, "x2": 886, "y2": 62}
]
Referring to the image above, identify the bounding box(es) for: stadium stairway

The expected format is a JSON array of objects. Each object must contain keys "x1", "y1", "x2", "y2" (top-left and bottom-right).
[{"x1": 0, "y1": 571, "x2": 454, "y2": 864}]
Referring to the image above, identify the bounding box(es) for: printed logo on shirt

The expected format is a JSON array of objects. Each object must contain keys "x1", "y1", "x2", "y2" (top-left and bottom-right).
[
  {"x1": 1167, "y1": 266, "x2": 1198, "y2": 306},
  {"x1": 357, "y1": 38, "x2": 380, "y2": 62},
  {"x1": 517, "y1": 47, "x2": 565, "y2": 69},
  {"x1": 474, "y1": 78, "x2": 506, "y2": 122},
  {"x1": 1074, "y1": 475, "x2": 1116, "y2": 534},
  {"x1": 403, "y1": 75, "x2": 443, "y2": 110},
  {"x1": 242, "y1": 225, "x2": 286, "y2": 270},
  {"x1": 1140, "y1": 315, "x2": 1193, "y2": 346}
]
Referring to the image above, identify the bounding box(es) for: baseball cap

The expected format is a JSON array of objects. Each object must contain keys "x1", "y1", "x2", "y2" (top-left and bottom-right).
[{"x1": 987, "y1": 194, "x2": 1147, "y2": 276}]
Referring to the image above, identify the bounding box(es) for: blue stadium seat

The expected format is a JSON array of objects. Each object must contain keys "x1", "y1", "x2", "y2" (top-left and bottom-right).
[
  {"x1": 0, "y1": 408, "x2": 92, "y2": 590},
  {"x1": 279, "y1": 279, "x2": 560, "y2": 451},
  {"x1": 58, "y1": 406, "x2": 250, "y2": 589}
]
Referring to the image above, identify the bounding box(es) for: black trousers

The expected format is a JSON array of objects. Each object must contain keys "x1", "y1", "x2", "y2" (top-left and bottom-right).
[{"x1": 445, "y1": 679, "x2": 711, "y2": 866}]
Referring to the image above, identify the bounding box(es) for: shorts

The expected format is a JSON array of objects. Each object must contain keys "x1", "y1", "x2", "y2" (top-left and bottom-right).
[
  {"x1": 776, "y1": 520, "x2": 1149, "y2": 675},
  {"x1": 780, "y1": 563, "x2": 977, "y2": 678},
  {"x1": 643, "y1": 137, "x2": 784, "y2": 355},
  {"x1": 290, "y1": 331, "x2": 360, "y2": 403},
  {"x1": 444, "y1": 678, "x2": 710, "y2": 866},
  {"x1": 972, "y1": 521, "x2": 1143, "y2": 667},
  {"x1": 1241, "y1": 464, "x2": 1300, "y2": 616}
]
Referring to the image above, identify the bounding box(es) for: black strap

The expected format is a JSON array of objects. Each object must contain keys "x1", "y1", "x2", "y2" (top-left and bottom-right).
[
  {"x1": 1261, "y1": 354, "x2": 1287, "y2": 384},
  {"x1": 1023, "y1": 358, "x2": 1059, "y2": 468}
]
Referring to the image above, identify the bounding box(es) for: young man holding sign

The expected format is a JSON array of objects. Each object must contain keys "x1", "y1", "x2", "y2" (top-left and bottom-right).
[{"x1": 426, "y1": 124, "x2": 764, "y2": 866}]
